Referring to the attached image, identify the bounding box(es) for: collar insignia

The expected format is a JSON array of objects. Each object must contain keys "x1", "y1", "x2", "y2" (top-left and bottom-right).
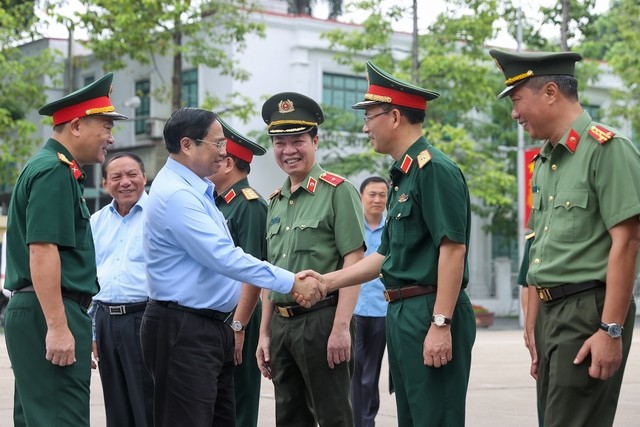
[
  {"x1": 306, "y1": 177, "x2": 317, "y2": 193},
  {"x1": 224, "y1": 189, "x2": 237, "y2": 204},
  {"x1": 400, "y1": 155, "x2": 413, "y2": 174},
  {"x1": 565, "y1": 129, "x2": 580, "y2": 153}
]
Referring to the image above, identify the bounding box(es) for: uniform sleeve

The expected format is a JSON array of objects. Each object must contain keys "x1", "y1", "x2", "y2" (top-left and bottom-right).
[
  {"x1": 517, "y1": 237, "x2": 533, "y2": 286},
  {"x1": 332, "y1": 182, "x2": 365, "y2": 257},
  {"x1": 234, "y1": 200, "x2": 268, "y2": 260}
]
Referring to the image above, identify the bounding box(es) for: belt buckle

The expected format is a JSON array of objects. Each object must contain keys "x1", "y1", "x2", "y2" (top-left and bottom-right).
[
  {"x1": 535, "y1": 286, "x2": 552, "y2": 302},
  {"x1": 276, "y1": 306, "x2": 293, "y2": 318},
  {"x1": 383, "y1": 290, "x2": 391, "y2": 302},
  {"x1": 108, "y1": 305, "x2": 126, "y2": 315}
]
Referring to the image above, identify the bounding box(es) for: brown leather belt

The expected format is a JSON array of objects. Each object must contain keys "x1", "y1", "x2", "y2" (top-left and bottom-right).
[
  {"x1": 535, "y1": 280, "x2": 605, "y2": 303},
  {"x1": 383, "y1": 285, "x2": 437, "y2": 303},
  {"x1": 274, "y1": 293, "x2": 339, "y2": 318},
  {"x1": 12, "y1": 284, "x2": 93, "y2": 309}
]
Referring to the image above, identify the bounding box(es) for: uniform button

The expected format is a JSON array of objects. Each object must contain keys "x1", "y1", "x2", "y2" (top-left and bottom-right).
[
  {"x1": 548, "y1": 196, "x2": 554, "y2": 202},
  {"x1": 394, "y1": 186, "x2": 399, "y2": 191},
  {"x1": 396, "y1": 213, "x2": 401, "y2": 218},
  {"x1": 301, "y1": 224, "x2": 306, "y2": 228},
  {"x1": 285, "y1": 226, "x2": 290, "y2": 231},
  {"x1": 289, "y1": 200, "x2": 294, "y2": 205},
  {"x1": 544, "y1": 226, "x2": 548, "y2": 232},
  {"x1": 282, "y1": 254, "x2": 287, "y2": 258},
  {"x1": 534, "y1": 258, "x2": 540, "y2": 264},
  {"x1": 379, "y1": 273, "x2": 383, "y2": 279},
  {"x1": 551, "y1": 164, "x2": 557, "y2": 171},
  {"x1": 565, "y1": 201, "x2": 570, "y2": 207}
]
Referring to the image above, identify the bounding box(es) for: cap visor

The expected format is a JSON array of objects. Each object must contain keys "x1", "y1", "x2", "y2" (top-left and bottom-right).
[
  {"x1": 95, "y1": 112, "x2": 128, "y2": 121},
  {"x1": 351, "y1": 100, "x2": 385, "y2": 110},
  {"x1": 267, "y1": 125, "x2": 316, "y2": 136}
]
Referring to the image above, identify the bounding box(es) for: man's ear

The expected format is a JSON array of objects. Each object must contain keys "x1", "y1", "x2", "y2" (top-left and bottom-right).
[
  {"x1": 68, "y1": 117, "x2": 83, "y2": 136},
  {"x1": 544, "y1": 82, "x2": 559, "y2": 101},
  {"x1": 180, "y1": 137, "x2": 193, "y2": 154}
]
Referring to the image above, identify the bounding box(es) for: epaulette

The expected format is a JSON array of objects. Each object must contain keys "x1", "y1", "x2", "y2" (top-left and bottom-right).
[
  {"x1": 241, "y1": 187, "x2": 260, "y2": 201},
  {"x1": 268, "y1": 187, "x2": 282, "y2": 200},
  {"x1": 588, "y1": 125, "x2": 615, "y2": 145},
  {"x1": 57, "y1": 152, "x2": 82, "y2": 180},
  {"x1": 417, "y1": 149, "x2": 431, "y2": 169},
  {"x1": 525, "y1": 232, "x2": 535, "y2": 240},
  {"x1": 319, "y1": 172, "x2": 345, "y2": 187}
]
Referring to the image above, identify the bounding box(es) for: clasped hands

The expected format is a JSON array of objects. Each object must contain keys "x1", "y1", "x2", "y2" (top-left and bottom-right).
[{"x1": 290, "y1": 270, "x2": 327, "y2": 307}]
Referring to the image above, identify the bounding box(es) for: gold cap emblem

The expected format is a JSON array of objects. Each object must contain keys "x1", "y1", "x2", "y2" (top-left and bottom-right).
[{"x1": 278, "y1": 99, "x2": 295, "y2": 114}]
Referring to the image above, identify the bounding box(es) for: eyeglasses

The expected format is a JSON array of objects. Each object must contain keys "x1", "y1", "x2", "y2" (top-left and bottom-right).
[
  {"x1": 363, "y1": 110, "x2": 391, "y2": 124},
  {"x1": 196, "y1": 139, "x2": 227, "y2": 150}
]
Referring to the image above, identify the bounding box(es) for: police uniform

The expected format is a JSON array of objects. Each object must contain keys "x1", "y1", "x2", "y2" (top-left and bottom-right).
[
  {"x1": 262, "y1": 93, "x2": 365, "y2": 427},
  {"x1": 491, "y1": 49, "x2": 640, "y2": 427},
  {"x1": 352, "y1": 61, "x2": 476, "y2": 427},
  {"x1": 4, "y1": 73, "x2": 126, "y2": 426},
  {"x1": 213, "y1": 118, "x2": 267, "y2": 427}
]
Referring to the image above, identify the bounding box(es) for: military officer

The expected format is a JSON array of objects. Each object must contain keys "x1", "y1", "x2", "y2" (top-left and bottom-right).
[
  {"x1": 300, "y1": 61, "x2": 477, "y2": 427},
  {"x1": 256, "y1": 92, "x2": 365, "y2": 427},
  {"x1": 4, "y1": 73, "x2": 126, "y2": 426},
  {"x1": 208, "y1": 117, "x2": 267, "y2": 427},
  {"x1": 490, "y1": 48, "x2": 640, "y2": 427}
]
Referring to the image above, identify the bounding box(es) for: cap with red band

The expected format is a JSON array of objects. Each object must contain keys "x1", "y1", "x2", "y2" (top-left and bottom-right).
[
  {"x1": 218, "y1": 117, "x2": 265, "y2": 163},
  {"x1": 352, "y1": 61, "x2": 439, "y2": 111},
  {"x1": 39, "y1": 72, "x2": 127, "y2": 126}
]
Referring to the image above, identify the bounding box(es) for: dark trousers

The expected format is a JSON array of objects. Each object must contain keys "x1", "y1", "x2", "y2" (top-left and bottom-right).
[
  {"x1": 5, "y1": 292, "x2": 92, "y2": 427},
  {"x1": 234, "y1": 300, "x2": 262, "y2": 427},
  {"x1": 351, "y1": 315, "x2": 387, "y2": 427},
  {"x1": 140, "y1": 301, "x2": 236, "y2": 427},
  {"x1": 95, "y1": 302, "x2": 153, "y2": 427},
  {"x1": 270, "y1": 306, "x2": 355, "y2": 427}
]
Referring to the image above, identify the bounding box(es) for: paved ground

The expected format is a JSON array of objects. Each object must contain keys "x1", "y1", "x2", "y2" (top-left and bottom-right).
[{"x1": 1, "y1": 318, "x2": 639, "y2": 426}]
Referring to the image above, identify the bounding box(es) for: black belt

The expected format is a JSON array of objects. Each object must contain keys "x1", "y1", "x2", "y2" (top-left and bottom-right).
[
  {"x1": 274, "y1": 293, "x2": 339, "y2": 318},
  {"x1": 12, "y1": 285, "x2": 93, "y2": 309},
  {"x1": 150, "y1": 299, "x2": 232, "y2": 322},
  {"x1": 383, "y1": 285, "x2": 437, "y2": 303},
  {"x1": 535, "y1": 280, "x2": 605, "y2": 303},
  {"x1": 97, "y1": 300, "x2": 148, "y2": 315}
]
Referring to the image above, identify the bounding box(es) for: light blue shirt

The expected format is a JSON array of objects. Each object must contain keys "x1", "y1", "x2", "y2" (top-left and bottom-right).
[
  {"x1": 90, "y1": 192, "x2": 149, "y2": 304},
  {"x1": 143, "y1": 157, "x2": 294, "y2": 312},
  {"x1": 354, "y1": 215, "x2": 387, "y2": 317}
]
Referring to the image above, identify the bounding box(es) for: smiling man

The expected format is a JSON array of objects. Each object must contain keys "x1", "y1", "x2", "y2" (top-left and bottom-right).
[{"x1": 4, "y1": 73, "x2": 126, "y2": 427}]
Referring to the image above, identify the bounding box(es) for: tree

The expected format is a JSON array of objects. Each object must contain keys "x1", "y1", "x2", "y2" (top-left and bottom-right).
[
  {"x1": 0, "y1": 4, "x2": 62, "y2": 193},
  {"x1": 70, "y1": 0, "x2": 266, "y2": 116}
]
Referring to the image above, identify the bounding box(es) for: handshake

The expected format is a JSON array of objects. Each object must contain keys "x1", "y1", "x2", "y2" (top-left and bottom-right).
[{"x1": 289, "y1": 270, "x2": 328, "y2": 307}]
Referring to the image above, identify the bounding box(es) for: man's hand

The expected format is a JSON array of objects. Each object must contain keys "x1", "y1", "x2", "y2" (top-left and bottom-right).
[
  {"x1": 290, "y1": 274, "x2": 326, "y2": 308},
  {"x1": 256, "y1": 335, "x2": 272, "y2": 380},
  {"x1": 327, "y1": 324, "x2": 351, "y2": 369},
  {"x1": 234, "y1": 331, "x2": 245, "y2": 365},
  {"x1": 46, "y1": 325, "x2": 76, "y2": 366},
  {"x1": 423, "y1": 326, "x2": 452, "y2": 368},
  {"x1": 574, "y1": 330, "x2": 623, "y2": 380},
  {"x1": 524, "y1": 327, "x2": 539, "y2": 380},
  {"x1": 91, "y1": 340, "x2": 99, "y2": 369}
]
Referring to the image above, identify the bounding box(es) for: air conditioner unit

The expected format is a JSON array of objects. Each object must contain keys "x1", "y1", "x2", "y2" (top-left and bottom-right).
[{"x1": 145, "y1": 119, "x2": 164, "y2": 139}]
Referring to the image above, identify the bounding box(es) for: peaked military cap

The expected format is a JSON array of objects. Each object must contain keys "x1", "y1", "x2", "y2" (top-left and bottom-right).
[
  {"x1": 218, "y1": 117, "x2": 265, "y2": 163},
  {"x1": 39, "y1": 72, "x2": 127, "y2": 126},
  {"x1": 261, "y1": 92, "x2": 324, "y2": 136},
  {"x1": 352, "y1": 61, "x2": 440, "y2": 111},
  {"x1": 489, "y1": 49, "x2": 583, "y2": 99}
]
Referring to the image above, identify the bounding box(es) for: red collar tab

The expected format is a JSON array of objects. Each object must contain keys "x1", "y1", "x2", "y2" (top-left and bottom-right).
[
  {"x1": 367, "y1": 84, "x2": 427, "y2": 111},
  {"x1": 224, "y1": 189, "x2": 237, "y2": 204},
  {"x1": 225, "y1": 139, "x2": 253, "y2": 163},
  {"x1": 565, "y1": 129, "x2": 580, "y2": 153},
  {"x1": 319, "y1": 172, "x2": 345, "y2": 187},
  {"x1": 57, "y1": 152, "x2": 82, "y2": 180},
  {"x1": 306, "y1": 177, "x2": 317, "y2": 193},
  {"x1": 399, "y1": 154, "x2": 413, "y2": 174},
  {"x1": 588, "y1": 125, "x2": 615, "y2": 145},
  {"x1": 52, "y1": 96, "x2": 115, "y2": 126}
]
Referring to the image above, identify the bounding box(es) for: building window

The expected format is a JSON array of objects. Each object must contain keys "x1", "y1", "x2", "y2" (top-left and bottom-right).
[
  {"x1": 584, "y1": 104, "x2": 601, "y2": 122},
  {"x1": 182, "y1": 69, "x2": 198, "y2": 107},
  {"x1": 322, "y1": 72, "x2": 368, "y2": 129},
  {"x1": 135, "y1": 80, "x2": 150, "y2": 135},
  {"x1": 83, "y1": 75, "x2": 95, "y2": 86}
]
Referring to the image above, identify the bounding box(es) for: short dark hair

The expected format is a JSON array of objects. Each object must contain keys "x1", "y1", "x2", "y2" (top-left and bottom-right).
[
  {"x1": 524, "y1": 75, "x2": 579, "y2": 101},
  {"x1": 163, "y1": 108, "x2": 219, "y2": 154},
  {"x1": 386, "y1": 104, "x2": 425, "y2": 125},
  {"x1": 360, "y1": 176, "x2": 388, "y2": 194},
  {"x1": 227, "y1": 154, "x2": 251, "y2": 174},
  {"x1": 102, "y1": 152, "x2": 146, "y2": 179}
]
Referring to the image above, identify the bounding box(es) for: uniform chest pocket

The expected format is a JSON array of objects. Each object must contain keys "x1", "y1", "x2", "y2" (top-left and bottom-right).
[
  {"x1": 76, "y1": 201, "x2": 92, "y2": 248},
  {"x1": 291, "y1": 218, "x2": 321, "y2": 253},
  {"x1": 551, "y1": 190, "x2": 590, "y2": 243},
  {"x1": 387, "y1": 202, "x2": 418, "y2": 247}
]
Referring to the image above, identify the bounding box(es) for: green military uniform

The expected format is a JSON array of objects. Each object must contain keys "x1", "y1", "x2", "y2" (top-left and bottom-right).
[
  {"x1": 377, "y1": 136, "x2": 476, "y2": 427},
  {"x1": 266, "y1": 162, "x2": 364, "y2": 426},
  {"x1": 214, "y1": 177, "x2": 266, "y2": 427},
  {"x1": 491, "y1": 49, "x2": 640, "y2": 427},
  {"x1": 5, "y1": 140, "x2": 98, "y2": 426},
  {"x1": 4, "y1": 73, "x2": 125, "y2": 427}
]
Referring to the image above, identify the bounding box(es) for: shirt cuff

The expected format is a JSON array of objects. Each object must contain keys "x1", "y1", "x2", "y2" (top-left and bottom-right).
[{"x1": 270, "y1": 267, "x2": 296, "y2": 294}]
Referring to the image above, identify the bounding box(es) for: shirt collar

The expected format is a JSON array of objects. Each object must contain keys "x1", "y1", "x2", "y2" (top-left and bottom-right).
[
  {"x1": 540, "y1": 110, "x2": 592, "y2": 158},
  {"x1": 165, "y1": 157, "x2": 215, "y2": 200},
  {"x1": 389, "y1": 137, "x2": 429, "y2": 177},
  {"x1": 108, "y1": 191, "x2": 148, "y2": 216},
  {"x1": 281, "y1": 163, "x2": 324, "y2": 197}
]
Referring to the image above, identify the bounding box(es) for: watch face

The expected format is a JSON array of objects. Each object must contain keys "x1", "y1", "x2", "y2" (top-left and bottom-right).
[
  {"x1": 609, "y1": 324, "x2": 623, "y2": 338},
  {"x1": 231, "y1": 321, "x2": 243, "y2": 332},
  {"x1": 434, "y1": 314, "x2": 445, "y2": 326}
]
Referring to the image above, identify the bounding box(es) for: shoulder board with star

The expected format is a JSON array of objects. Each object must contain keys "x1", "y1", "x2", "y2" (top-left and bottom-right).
[
  {"x1": 417, "y1": 149, "x2": 432, "y2": 169},
  {"x1": 525, "y1": 232, "x2": 535, "y2": 240},
  {"x1": 587, "y1": 124, "x2": 615, "y2": 145},
  {"x1": 319, "y1": 172, "x2": 345, "y2": 187},
  {"x1": 268, "y1": 187, "x2": 282, "y2": 200},
  {"x1": 57, "y1": 152, "x2": 82, "y2": 180},
  {"x1": 241, "y1": 187, "x2": 260, "y2": 201}
]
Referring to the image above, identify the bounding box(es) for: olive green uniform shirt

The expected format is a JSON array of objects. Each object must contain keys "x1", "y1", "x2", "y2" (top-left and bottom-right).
[
  {"x1": 6, "y1": 138, "x2": 98, "y2": 295},
  {"x1": 377, "y1": 136, "x2": 471, "y2": 288},
  {"x1": 266, "y1": 163, "x2": 364, "y2": 304},
  {"x1": 527, "y1": 111, "x2": 640, "y2": 286}
]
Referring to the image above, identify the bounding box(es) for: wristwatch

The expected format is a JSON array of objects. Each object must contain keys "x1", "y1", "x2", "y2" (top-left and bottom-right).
[
  {"x1": 599, "y1": 322, "x2": 623, "y2": 338},
  {"x1": 231, "y1": 320, "x2": 246, "y2": 332},
  {"x1": 431, "y1": 314, "x2": 452, "y2": 327}
]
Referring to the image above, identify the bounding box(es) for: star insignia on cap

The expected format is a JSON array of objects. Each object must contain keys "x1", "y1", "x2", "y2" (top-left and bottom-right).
[{"x1": 278, "y1": 99, "x2": 295, "y2": 114}]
